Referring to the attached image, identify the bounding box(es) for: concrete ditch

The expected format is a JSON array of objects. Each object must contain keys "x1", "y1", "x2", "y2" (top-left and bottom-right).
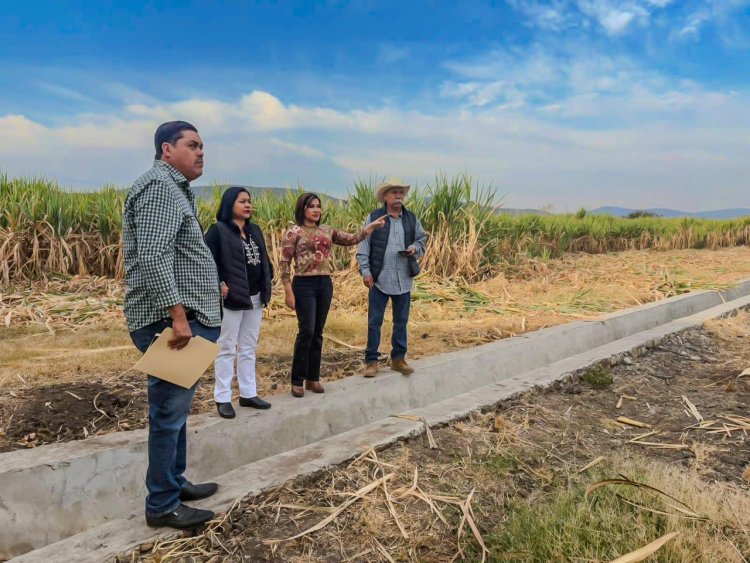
[{"x1": 4, "y1": 279, "x2": 750, "y2": 561}]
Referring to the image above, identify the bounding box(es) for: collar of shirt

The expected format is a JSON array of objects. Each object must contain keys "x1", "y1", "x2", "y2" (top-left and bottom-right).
[{"x1": 153, "y1": 160, "x2": 191, "y2": 193}]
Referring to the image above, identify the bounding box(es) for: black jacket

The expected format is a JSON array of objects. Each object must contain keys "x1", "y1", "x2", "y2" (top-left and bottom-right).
[
  {"x1": 367, "y1": 206, "x2": 420, "y2": 282},
  {"x1": 205, "y1": 221, "x2": 274, "y2": 309}
]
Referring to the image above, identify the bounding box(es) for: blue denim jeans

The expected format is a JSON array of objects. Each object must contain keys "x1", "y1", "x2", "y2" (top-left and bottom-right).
[
  {"x1": 365, "y1": 286, "x2": 411, "y2": 363},
  {"x1": 130, "y1": 318, "x2": 220, "y2": 516}
]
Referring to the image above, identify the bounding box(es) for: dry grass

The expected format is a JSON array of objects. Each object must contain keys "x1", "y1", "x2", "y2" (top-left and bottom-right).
[
  {"x1": 141, "y1": 444, "x2": 493, "y2": 562},
  {"x1": 705, "y1": 309, "x2": 750, "y2": 341},
  {"x1": 4, "y1": 247, "x2": 750, "y2": 391},
  {"x1": 126, "y1": 407, "x2": 750, "y2": 562},
  {"x1": 0, "y1": 275, "x2": 123, "y2": 328}
]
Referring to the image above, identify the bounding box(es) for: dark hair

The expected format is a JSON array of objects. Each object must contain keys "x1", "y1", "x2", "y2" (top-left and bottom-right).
[
  {"x1": 216, "y1": 186, "x2": 252, "y2": 224},
  {"x1": 294, "y1": 192, "x2": 322, "y2": 226},
  {"x1": 154, "y1": 121, "x2": 198, "y2": 159}
]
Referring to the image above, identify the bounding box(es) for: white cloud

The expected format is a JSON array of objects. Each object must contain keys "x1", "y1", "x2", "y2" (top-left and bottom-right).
[
  {"x1": 1, "y1": 77, "x2": 747, "y2": 211},
  {"x1": 507, "y1": 0, "x2": 675, "y2": 36},
  {"x1": 675, "y1": 9, "x2": 709, "y2": 38},
  {"x1": 673, "y1": 0, "x2": 750, "y2": 46},
  {"x1": 600, "y1": 10, "x2": 637, "y2": 34},
  {"x1": 37, "y1": 83, "x2": 100, "y2": 105},
  {"x1": 377, "y1": 44, "x2": 409, "y2": 65},
  {"x1": 505, "y1": 0, "x2": 576, "y2": 31},
  {"x1": 443, "y1": 47, "x2": 684, "y2": 114},
  {"x1": 100, "y1": 82, "x2": 158, "y2": 105},
  {"x1": 0, "y1": 115, "x2": 45, "y2": 143},
  {"x1": 443, "y1": 46, "x2": 566, "y2": 110},
  {"x1": 441, "y1": 80, "x2": 527, "y2": 108},
  {"x1": 269, "y1": 139, "x2": 326, "y2": 159},
  {"x1": 575, "y1": 1, "x2": 650, "y2": 35}
]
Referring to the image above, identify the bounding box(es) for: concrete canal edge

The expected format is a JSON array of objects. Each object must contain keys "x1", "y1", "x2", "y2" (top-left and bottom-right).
[{"x1": 5, "y1": 280, "x2": 750, "y2": 561}]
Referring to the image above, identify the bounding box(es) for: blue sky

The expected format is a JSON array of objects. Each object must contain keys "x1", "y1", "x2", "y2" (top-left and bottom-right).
[{"x1": 1, "y1": 0, "x2": 748, "y2": 210}]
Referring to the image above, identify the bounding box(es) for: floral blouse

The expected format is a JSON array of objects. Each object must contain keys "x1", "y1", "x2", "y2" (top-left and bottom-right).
[{"x1": 280, "y1": 224, "x2": 367, "y2": 283}]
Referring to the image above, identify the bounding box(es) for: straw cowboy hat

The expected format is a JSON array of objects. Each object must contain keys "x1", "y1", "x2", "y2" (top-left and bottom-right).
[{"x1": 375, "y1": 178, "x2": 411, "y2": 203}]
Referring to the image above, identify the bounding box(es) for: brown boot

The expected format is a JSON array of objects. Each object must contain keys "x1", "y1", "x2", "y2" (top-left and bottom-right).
[
  {"x1": 391, "y1": 359, "x2": 414, "y2": 375},
  {"x1": 291, "y1": 385, "x2": 304, "y2": 398},
  {"x1": 363, "y1": 362, "x2": 379, "y2": 378},
  {"x1": 305, "y1": 380, "x2": 325, "y2": 393}
]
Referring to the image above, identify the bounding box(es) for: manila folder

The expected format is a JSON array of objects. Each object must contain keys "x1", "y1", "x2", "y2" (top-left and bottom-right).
[{"x1": 133, "y1": 327, "x2": 220, "y2": 389}]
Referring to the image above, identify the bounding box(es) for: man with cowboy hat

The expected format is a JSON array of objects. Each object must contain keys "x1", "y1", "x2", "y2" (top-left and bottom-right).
[{"x1": 357, "y1": 178, "x2": 427, "y2": 377}]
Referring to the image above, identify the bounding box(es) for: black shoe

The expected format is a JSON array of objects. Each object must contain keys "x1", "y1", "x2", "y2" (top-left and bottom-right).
[
  {"x1": 216, "y1": 402, "x2": 236, "y2": 419},
  {"x1": 180, "y1": 481, "x2": 218, "y2": 501},
  {"x1": 146, "y1": 504, "x2": 215, "y2": 529},
  {"x1": 239, "y1": 396, "x2": 272, "y2": 409}
]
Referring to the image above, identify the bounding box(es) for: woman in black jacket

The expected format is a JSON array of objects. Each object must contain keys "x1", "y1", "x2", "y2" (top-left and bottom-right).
[{"x1": 205, "y1": 187, "x2": 274, "y2": 419}]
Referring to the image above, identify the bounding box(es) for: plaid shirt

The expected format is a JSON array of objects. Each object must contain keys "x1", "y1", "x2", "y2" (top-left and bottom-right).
[
  {"x1": 122, "y1": 160, "x2": 221, "y2": 332},
  {"x1": 357, "y1": 212, "x2": 426, "y2": 295}
]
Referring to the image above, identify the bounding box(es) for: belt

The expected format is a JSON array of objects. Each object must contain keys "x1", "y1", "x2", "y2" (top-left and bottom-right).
[{"x1": 162, "y1": 308, "x2": 197, "y2": 323}]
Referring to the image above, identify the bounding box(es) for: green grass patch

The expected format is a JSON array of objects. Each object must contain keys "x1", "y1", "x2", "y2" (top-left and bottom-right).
[
  {"x1": 489, "y1": 474, "x2": 670, "y2": 561},
  {"x1": 582, "y1": 365, "x2": 614, "y2": 388},
  {"x1": 477, "y1": 451, "x2": 518, "y2": 475},
  {"x1": 474, "y1": 468, "x2": 680, "y2": 562},
  {"x1": 463, "y1": 455, "x2": 750, "y2": 562}
]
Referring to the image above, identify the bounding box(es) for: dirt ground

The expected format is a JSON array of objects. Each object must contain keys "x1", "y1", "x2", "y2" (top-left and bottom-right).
[
  {"x1": 5, "y1": 248, "x2": 750, "y2": 453},
  {"x1": 0, "y1": 350, "x2": 362, "y2": 453},
  {"x1": 112, "y1": 314, "x2": 750, "y2": 562}
]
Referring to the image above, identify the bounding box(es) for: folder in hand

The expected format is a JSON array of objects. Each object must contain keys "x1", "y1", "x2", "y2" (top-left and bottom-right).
[{"x1": 133, "y1": 327, "x2": 220, "y2": 389}]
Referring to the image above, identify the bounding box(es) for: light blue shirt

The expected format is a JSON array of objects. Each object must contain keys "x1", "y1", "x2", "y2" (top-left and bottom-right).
[{"x1": 357, "y1": 211, "x2": 426, "y2": 295}]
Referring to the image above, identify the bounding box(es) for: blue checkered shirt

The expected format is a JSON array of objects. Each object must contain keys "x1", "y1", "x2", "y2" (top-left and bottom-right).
[
  {"x1": 357, "y1": 213, "x2": 426, "y2": 295},
  {"x1": 122, "y1": 160, "x2": 221, "y2": 331}
]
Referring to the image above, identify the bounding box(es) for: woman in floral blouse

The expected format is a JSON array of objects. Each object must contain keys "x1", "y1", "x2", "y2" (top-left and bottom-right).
[{"x1": 280, "y1": 192, "x2": 385, "y2": 397}]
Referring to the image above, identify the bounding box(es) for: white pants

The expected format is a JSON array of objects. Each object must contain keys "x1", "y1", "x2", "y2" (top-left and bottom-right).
[{"x1": 214, "y1": 295, "x2": 263, "y2": 403}]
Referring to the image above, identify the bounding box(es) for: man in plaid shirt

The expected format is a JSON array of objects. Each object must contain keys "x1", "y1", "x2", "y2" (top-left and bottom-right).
[{"x1": 123, "y1": 121, "x2": 222, "y2": 529}]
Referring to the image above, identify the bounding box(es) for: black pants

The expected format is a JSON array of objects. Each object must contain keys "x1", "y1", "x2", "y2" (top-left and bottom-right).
[{"x1": 291, "y1": 275, "x2": 333, "y2": 385}]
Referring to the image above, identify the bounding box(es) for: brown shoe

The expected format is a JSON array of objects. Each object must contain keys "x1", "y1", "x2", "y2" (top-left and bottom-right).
[
  {"x1": 291, "y1": 385, "x2": 304, "y2": 398},
  {"x1": 363, "y1": 362, "x2": 379, "y2": 378},
  {"x1": 391, "y1": 359, "x2": 414, "y2": 375},
  {"x1": 305, "y1": 380, "x2": 325, "y2": 393}
]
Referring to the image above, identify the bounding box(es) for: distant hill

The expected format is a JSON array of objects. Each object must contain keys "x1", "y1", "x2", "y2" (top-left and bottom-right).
[
  {"x1": 592, "y1": 206, "x2": 750, "y2": 219},
  {"x1": 169, "y1": 187, "x2": 750, "y2": 220},
  {"x1": 496, "y1": 208, "x2": 552, "y2": 216}
]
